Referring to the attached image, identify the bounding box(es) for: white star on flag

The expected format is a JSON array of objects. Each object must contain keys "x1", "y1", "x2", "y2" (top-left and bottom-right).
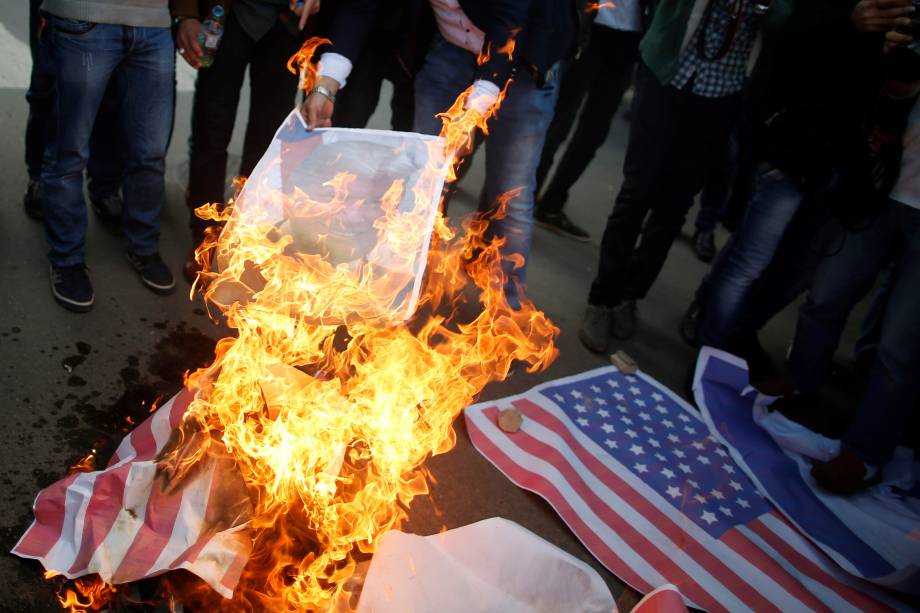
[
  {"x1": 651, "y1": 392, "x2": 664, "y2": 402},
  {"x1": 661, "y1": 468, "x2": 675, "y2": 479},
  {"x1": 678, "y1": 463, "x2": 692, "y2": 474},
  {"x1": 595, "y1": 397, "x2": 607, "y2": 406},
  {"x1": 648, "y1": 438, "x2": 661, "y2": 448},
  {"x1": 554, "y1": 393, "x2": 564, "y2": 402},
  {"x1": 666, "y1": 485, "x2": 681, "y2": 499},
  {"x1": 673, "y1": 449, "x2": 685, "y2": 458},
  {"x1": 629, "y1": 386, "x2": 641, "y2": 395},
  {"x1": 606, "y1": 379, "x2": 619, "y2": 388},
  {"x1": 629, "y1": 444, "x2": 644, "y2": 456},
  {"x1": 575, "y1": 404, "x2": 587, "y2": 413},
  {"x1": 639, "y1": 412, "x2": 651, "y2": 421},
  {"x1": 597, "y1": 409, "x2": 610, "y2": 418},
  {"x1": 571, "y1": 390, "x2": 583, "y2": 399},
  {"x1": 590, "y1": 385, "x2": 601, "y2": 393},
  {"x1": 655, "y1": 405, "x2": 668, "y2": 414},
  {"x1": 601, "y1": 423, "x2": 615, "y2": 433},
  {"x1": 576, "y1": 417, "x2": 589, "y2": 427},
  {"x1": 728, "y1": 480, "x2": 742, "y2": 491},
  {"x1": 625, "y1": 429, "x2": 638, "y2": 439},
  {"x1": 668, "y1": 433, "x2": 681, "y2": 444},
  {"x1": 643, "y1": 426, "x2": 654, "y2": 435},
  {"x1": 678, "y1": 413, "x2": 691, "y2": 423},
  {"x1": 697, "y1": 455, "x2": 710, "y2": 465},
  {"x1": 701, "y1": 511, "x2": 717, "y2": 525},
  {"x1": 723, "y1": 464, "x2": 736, "y2": 474},
  {"x1": 634, "y1": 463, "x2": 648, "y2": 474},
  {"x1": 711, "y1": 489, "x2": 725, "y2": 500},
  {"x1": 737, "y1": 498, "x2": 750, "y2": 509},
  {"x1": 625, "y1": 375, "x2": 637, "y2": 382},
  {"x1": 655, "y1": 452, "x2": 666, "y2": 462},
  {"x1": 687, "y1": 479, "x2": 699, "y2": 489},
  {"x1": 684, "y1": 425, "x2": 697, "y2": 435},
  {"x1": 692, "y1": 441, "x2": 706, "y2": 450},
  {"x1": 604, "y1": 439, "x2": 617, "y2": 449},
  {"x1": 719, "y1": 506, "x2": 733, "y2": 517},
  {"x1": 694, "y1": 494, "x2": 707, "y2": 505},
  {"x1": 620, "y1": 416, "x2": 633, "y2": 425},
  {"x1": 614, "y1": 392, "x2": 625, "y2": 401},
  {"x1": 662, "y1": 419, "x2": 675, "y2": 429},
  {"x1": 715, "y1": 447, "x2": 728, "y2": 457},
  {"x1": 617, "y1": 404, "x2": 628, "y2": 413},
  {"x1": 634, "y1": 398, "x2": 646, "y2": 407}
]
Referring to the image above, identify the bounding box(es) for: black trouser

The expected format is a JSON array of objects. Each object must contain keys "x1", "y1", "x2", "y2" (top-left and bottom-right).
[
  {"x1": 187, "y1": 11, "x2": 301, "y2": 241},
  {"x1": 536, "y1": 24, "x2": 640, "y2": 214},
  {"x1": 588, "y1": 63, "x2": 739, "y2": 306},
  {"x1": 26, "y1": 0, "x2": 121, "y2": 200},
  {"x1": 333, "y1": 34, "x2": 415, "y2": 132}
]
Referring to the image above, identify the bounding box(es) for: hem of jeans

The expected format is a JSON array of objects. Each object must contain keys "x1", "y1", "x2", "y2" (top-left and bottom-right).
[{"x1": 49, "y1": 257, "x2": 86, "y2": 269}]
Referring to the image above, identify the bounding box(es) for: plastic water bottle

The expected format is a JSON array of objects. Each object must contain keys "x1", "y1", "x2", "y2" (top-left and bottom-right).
[{"x1": 198, "y1": 4, "x2": 225, "y2": 68}]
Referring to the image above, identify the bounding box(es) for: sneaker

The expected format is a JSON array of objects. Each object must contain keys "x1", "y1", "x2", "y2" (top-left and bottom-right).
[
  {"x1": 23, "y1": 179, "x2": 43, "y2": 220},
  {"x1": 680, "y1": 300, "x2": 701, "y2": 348},
  {"x1": 91, "y1": 193, "x2": 124, "y2": 234},
  {"x1": 692, "y1": 228, "x2": 716, "y2": 263},
  {"x1": 810, "y1": 448, "x2": 879, "y2": 495},
  {"x1": 611, "y1": 299, "x2": 638, "y2": 340},
  {"x1": 534, "y1": 209, "x2": 590, "y2": 242},
  {"x1": 578, "y1": 304, "x2": 614, "y2": 354},
  {"x1": 50, "y1": 264, "x2": 94, "y2": 312},
  {"x1": 126, "y1": 251, "x2": 176, "y2": 295}
]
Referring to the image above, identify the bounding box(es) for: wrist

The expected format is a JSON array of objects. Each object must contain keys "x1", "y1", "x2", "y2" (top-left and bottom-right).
[{"x1": 316, "y1": 76, "x2": 340, "y2": 95}]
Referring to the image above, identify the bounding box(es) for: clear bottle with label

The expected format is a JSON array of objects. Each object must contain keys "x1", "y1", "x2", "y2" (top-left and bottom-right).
[{"x1": 198, "y1": 4, "x2": 225, "y2": 68}]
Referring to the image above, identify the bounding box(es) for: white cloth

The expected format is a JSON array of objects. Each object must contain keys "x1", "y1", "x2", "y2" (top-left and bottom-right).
[
  {"x1": 890, "y1": 97, "x2": 920, "y2": 210},
  {"x1": 594, "y1": 0, "x2": 642, "y2": 33}
]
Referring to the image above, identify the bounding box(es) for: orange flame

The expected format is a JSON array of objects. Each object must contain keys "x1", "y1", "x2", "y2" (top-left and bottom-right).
[
  {"x1": 68, "y1": 451, "x2": 96, "y2": 474},
  {"x1": 585, "y1": 1, "x2": 616, "y2": 12},
  {"x1": 147, "y1": 37, "x2": 557, "y2": 610},
  {"x1": 55, "y1": 576, "x2": 116, "y2": 613}
]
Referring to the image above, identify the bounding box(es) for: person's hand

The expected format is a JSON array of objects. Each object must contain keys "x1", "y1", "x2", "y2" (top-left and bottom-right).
[
  {"x1": 884, "y1": 28, "x2": 914, "y2": 52},
  {"x1": 175, "y1": 18, "x2": 202, "y2": 68},
  {"x1": 300, "y1": 76, "x2": 339, "y2": 129},
  {"x1": 851, "y1": 0, "x2": 915, "y2": 33},
  {"x1": 290, "y1": 0, "x2": 321, "y2": 30}
]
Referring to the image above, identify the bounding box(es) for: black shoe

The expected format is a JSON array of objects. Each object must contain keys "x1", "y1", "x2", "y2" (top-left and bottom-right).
[
  {"x1": 91, "y1": 193, "x2": 124, "y2": 234},
  {"x1": 611, "y1": 299, "x2": 638, "y2": 340},
  {"x1": 126, "y1": 251, "x2": 176, "y2": 295},
  {"x1": 534, "y1": 209, "x2": 590, "y2": 242},
  {"x1": 50, "y1": 265, "x2": 94, "y2": 312},
  {"x1": 23, "y1": 179, "x2": 43, "y2": 220},
  {"x1": 680, "y1": 300, "x2": 701, "y2": 348},
  {"x1": 692, "y1": 228, "x2": 716, "y2": 263}
]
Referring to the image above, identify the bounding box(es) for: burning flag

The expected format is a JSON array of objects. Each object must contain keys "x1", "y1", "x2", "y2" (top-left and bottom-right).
[{"x1": 15, "y1": 39, "x2": 558, "y2": 611}]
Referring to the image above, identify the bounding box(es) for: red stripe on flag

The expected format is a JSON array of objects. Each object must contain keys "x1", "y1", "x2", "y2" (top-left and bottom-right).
[
  {"x1": 719, "y1": 528, "x2": 832, "y2": 613},
  {"x1": 466, "y1": 414, "x2": 653, "y2": 595},
  {"x1": 504, "y1": 401, "x2": 785, "y2": 612},
  {"x1": 66, "y1": 463, "x2": 133, "y2": 576},
  {"x1": 168, "y1": 389, "x2": 193, "y2": 430},
  {"x1": 219, "y1": 539, "x2": 250, "y2": 593},
  {"x1": 110, "y1": 477, "x2": 184, "y2": 583},
  {"x1": 13, "y1": 473, "x2": 80, "y2": 558},
  {"x1": 486, "y1": 408, "x2": 726, "y2": 611},
  {"x1": 747, "y1": 514, "x2": 894, "y2": 613}
]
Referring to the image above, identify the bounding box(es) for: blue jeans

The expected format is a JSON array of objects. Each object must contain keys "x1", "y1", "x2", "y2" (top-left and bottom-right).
[
  {"x1": 413, "y1": 34, "x2": 559, "y2": 307},
  {"x1": 41, "y1": 15, "x2": 174, "y2": 266},
  {"x1": 699, "y1": 164, "x2": 806, "y2": 348},
  {"x1": 788, "y1": 200, "x2": 920, "y2": 466}
]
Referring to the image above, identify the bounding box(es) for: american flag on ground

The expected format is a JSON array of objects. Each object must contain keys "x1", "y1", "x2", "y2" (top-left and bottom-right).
[
  {"x1": 465, "y1": 366, "x2": 906, "y2": 612},
  {"x1": 12, "y1": 389, "x2": 252, "y2": 598}
]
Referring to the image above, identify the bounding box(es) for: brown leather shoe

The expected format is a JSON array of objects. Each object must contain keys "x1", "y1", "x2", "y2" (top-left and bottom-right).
[{"x1": 811, "y1": 448, "x2": 878, "y2": 495}]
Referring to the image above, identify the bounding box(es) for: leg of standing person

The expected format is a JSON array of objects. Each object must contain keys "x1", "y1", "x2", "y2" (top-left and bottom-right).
[
  {"x1": 537, "y1": 27, "x2": 640, "y2": 241},
  {"x1": 24, "y1": 0, "x2": 55, "y2": 220},
  {"x1": 41, "y1": 16, "x2": 124, "y2": 311},
  {"x1": 239, "y1": 21, "x2": 302, "y2": 179},
  {"x1": 479, "y1": 64, "x2": 561, "y2": 309},
  {"x1": 332, "y1": 36, "x2": 386, "y2": 129},
  {"x1": 692, "y1": 130, "x2": 738, "y2": 263},
  {"x1": 187, "y1": 11, "x2": 252, "y2": 244},
  {"x1": 87, "y1": 80, "x2": 125, "y2": 232},
  {"x1": 622, "y1": 90, "x2": 739, "y2": 306},
  {"x1": 388, "y1": 67, "x2": 416, "y2": 133},
  {"x1": 118, "y1": 24, "x2": 176, "y2": 295},
  {"x1": 579, "y1": 62, "x2": 683, "y2": 352}
]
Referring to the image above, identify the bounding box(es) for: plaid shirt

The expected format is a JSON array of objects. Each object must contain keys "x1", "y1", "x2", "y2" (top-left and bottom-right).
[{"x1": 671, "y1": 0, "x2": 759, "y2": 98}]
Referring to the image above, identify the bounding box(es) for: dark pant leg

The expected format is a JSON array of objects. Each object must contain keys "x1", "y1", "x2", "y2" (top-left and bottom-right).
[
  {"x1": 588, "y1": 63, "x2": 683, "y2": 306},
  {"x1": 239, "y1": 21, "x2": 302, "y2": 179},
  {"x1": 786, "y1": 211, "x2": 895, "y2": 393},
  {"x1": 540, "y1": 28, "x2": 639, "y2": 214},
  {"x1": 388, "y1": 70, "x2": 415, "y2": 132},
  {"x1": 621, "y1": 87, "x2": 739, "y2": 301},
  {"x1": 843, "y1": 203, "x2": 920, "y2": 466},
  {"x1": 333, "y1": 37, "x2": 386, "y2": 129},
  {"x1": 26, "y1": 1, "x2": 54, "y2": 180},
  {"x1": 187, "y1": 11, "x2": 250, "y2": 241},
  {"x1": 86, "y1": 80, "x2": 124, "y2": 201}
]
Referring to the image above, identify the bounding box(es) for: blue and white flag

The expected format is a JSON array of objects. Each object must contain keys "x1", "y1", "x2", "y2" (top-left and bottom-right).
[{"x1": 694, "y1": 347, "x2": 920, "y2": 597}]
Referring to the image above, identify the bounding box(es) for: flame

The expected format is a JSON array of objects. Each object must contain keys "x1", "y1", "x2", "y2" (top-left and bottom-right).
[
  {"x1": 55, "y1": 576, "x2": 116, "y2": 613},
  {"x1": 77, "y1": 37, "x2": 557, "y2": 611},
  {"x1": 68, "y1": 451, "x2": 96, "y2": 474},
  {"x1": 585, "y1": 1, "x2": 616, "y2": 12}
]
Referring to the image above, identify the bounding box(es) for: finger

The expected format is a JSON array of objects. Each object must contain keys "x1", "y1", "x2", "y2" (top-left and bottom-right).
[
  {"x1": 299, "y1": 2, "x2": 310, "y2": 29},
  {"x1": 876, "y1": 0, "x2": 913, "y2": 9},
  {"x1": 311, "y1": 0, "x2": 322, "y2": 15},
  {"x1": 876, "y1": 5, "x2": 916, "y2": 18}
]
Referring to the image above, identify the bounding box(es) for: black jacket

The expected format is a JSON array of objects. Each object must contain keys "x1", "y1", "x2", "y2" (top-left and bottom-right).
[{"x1": 328, "y1": 0, "x2": 579, "y2": 86}]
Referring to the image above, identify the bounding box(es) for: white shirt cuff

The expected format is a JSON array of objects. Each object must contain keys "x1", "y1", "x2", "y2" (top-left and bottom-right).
[
  {"x1": 466, "y1": 79, "x2": 500, "y2": 114},
  {"x1": 317, "y1": 52, "x2": 352, "y2": 89}
]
